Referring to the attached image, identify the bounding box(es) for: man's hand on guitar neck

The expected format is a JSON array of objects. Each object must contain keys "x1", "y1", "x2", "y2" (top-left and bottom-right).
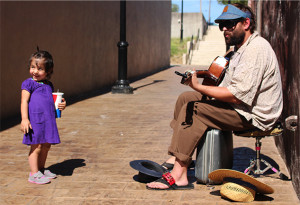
[
  {"x1": 189, "y1": 68, "x2": 242, "y2": 104},
  {"x1": 187, "y1": 68, "x2": 201, "y2": 88}
]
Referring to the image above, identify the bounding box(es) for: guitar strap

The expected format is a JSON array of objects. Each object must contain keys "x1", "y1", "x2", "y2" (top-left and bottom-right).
[
  {"x1": 224, "y1": 47, "x2": 234, "y2": 61},
  {"x1": 219, "y1": 48, "x2": 234, "y2": 84}
]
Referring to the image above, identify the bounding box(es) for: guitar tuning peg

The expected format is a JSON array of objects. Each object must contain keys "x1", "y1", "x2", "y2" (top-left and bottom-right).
[{"x1": 185, "y1": 70, "x2": 195, "y2": 76}]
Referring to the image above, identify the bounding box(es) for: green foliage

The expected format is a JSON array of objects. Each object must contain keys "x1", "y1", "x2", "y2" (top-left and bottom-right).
[
  {"x1": 217, "y1": 0, "x2": 248, "y2": 5},
  {"x1": 172, "y1": 4, "x2": 179, "y2": 12},
  {"x1": 171, "y1": 37, "x2": 191, "y2": 57}
]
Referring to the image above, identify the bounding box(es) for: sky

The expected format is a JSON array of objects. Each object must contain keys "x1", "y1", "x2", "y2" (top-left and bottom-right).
[{"x1": 171, "y1": 0, "x2": 226, "y2": 24}]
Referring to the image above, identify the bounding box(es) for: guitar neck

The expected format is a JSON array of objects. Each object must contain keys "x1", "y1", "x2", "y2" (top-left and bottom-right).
[{"x1": 196, "y1": 70, "x2": 211, "y2": 78}]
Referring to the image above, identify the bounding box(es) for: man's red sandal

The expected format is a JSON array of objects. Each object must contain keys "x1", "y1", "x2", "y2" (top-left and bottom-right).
[{"x1": 146, "y1": 172, "x2": 194, "y2": 190}]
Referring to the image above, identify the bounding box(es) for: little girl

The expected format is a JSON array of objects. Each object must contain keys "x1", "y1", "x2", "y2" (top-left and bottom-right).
[{"x1": 20, "y1": 49, "x2": 66, "y2": 184}]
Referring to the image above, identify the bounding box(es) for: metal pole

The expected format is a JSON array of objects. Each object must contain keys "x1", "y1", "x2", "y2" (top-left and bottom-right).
[
  {"x1": 226, "y1": 0, "x2": 231, "y2": 51},
  {"x1": 199, "y1": 0, "x2": 203, "y2": 40},
  {"x1": 112, "y1": 0, "x2": 133, "y2": 94},
  {"x1": 180, "y1": 0, "x2": 183, "y2": 42},
  {"x1": 208, "y1": 0, "x2": 211, "y2": 24}
]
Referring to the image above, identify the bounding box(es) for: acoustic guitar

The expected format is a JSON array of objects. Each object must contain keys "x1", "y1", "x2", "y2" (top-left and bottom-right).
[{"x1": 175, "y1": 56, "x2": 229, "y2": 86}]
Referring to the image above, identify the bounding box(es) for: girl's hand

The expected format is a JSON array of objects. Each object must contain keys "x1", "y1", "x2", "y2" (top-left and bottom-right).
[
  {"x1": 21, "y1": 119, "x2": 32, "y2": 134},
  {"x1": 58, "y1": 98, "x2": 66, "y2": 110}
]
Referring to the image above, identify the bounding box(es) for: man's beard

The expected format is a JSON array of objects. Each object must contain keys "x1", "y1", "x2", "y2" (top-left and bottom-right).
[{"x1": 224, "y1": 30, "x2": 245, "y2": 46}]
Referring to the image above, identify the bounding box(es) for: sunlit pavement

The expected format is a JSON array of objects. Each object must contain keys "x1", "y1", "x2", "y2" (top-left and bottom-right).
[{"x1": 1, "y1": 65, "x2": 299, "y2": 204}]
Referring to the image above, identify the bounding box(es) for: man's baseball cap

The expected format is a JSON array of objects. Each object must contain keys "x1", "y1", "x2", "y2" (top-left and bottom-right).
[{"x1": 215, "y1": 4, "x2": 251, "y2": 23}]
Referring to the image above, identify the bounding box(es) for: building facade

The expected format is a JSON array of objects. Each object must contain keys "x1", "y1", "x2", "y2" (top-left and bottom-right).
[{"x1": 0, "y1": 1, "x2": 171, "y2": 124}]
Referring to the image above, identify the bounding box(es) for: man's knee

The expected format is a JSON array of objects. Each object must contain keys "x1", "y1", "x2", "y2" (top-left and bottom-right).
[{"x1": 177, "y1": 91, "x2": 202, "y2": 104}]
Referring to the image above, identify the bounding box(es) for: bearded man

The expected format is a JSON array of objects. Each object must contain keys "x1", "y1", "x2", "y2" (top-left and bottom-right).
[{"x1": 147, "y1": 3, "x2": 283, "y2": 190}]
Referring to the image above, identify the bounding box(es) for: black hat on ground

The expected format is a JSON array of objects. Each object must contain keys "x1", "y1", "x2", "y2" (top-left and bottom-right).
[{"x1": 130, "y1": 160, "x2": 166, "y2": 183}]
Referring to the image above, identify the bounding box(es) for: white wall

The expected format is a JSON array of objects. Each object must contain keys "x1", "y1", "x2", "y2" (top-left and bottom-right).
[{"x1": 171, "y1": 12, "x2": 207, "y2": 39}]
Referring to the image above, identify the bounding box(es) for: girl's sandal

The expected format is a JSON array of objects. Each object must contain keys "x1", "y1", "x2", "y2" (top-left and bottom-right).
[{"x1": 146, "y1": 172, "x2": 194, "y2": 190}]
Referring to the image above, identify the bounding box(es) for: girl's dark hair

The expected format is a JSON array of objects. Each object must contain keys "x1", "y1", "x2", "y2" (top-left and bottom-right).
[
  {"x1": 29, "y1": 49, "x2": 54, "y2": 79},
  {"x1": 233, "y1": 3, "x2": 256, "y2": 33}
]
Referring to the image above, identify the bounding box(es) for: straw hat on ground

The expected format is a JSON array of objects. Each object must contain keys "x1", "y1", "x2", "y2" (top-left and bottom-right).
[{"x1": 208, "y1": 169, "x2": 274, "y2": 202}]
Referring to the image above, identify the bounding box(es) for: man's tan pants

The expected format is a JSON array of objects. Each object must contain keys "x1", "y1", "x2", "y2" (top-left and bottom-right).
[{"x1": 168, "y1": 91, "x2": 255, "y2": 164}]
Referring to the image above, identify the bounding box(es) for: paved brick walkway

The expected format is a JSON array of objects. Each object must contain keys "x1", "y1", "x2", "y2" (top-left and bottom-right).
[{"x1": 1, "y1": 65, "x2": 299, "y2": 204}]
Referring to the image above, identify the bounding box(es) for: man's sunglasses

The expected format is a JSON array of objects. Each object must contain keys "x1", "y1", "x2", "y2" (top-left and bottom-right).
[{"x1": 219, "y1": 19, "x2": 242, "y2": 31}]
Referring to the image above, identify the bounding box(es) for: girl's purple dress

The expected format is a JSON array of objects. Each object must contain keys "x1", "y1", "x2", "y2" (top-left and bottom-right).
[{"x1": 21, "y1": 78, "x2": 60, "y2": 145}]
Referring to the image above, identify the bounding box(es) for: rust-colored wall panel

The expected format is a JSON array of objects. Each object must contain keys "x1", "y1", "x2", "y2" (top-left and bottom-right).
[
  {"x1": 0, "y1": 1, "x2": 171, "y2": 123},
  {"x1": 254, "y1": 0, "x2": 300, "y2": 199},
  {"x1": 127, "y1": 1, "x2": 171, "y2": 78}
]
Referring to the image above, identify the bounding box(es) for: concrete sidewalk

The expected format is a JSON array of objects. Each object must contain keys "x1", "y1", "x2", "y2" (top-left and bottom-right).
[{"x1": 1, "y1": 65, "x2": 299, "y2": 204}]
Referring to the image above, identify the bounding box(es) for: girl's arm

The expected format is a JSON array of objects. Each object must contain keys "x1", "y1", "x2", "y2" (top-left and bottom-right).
[{"x1": 20, "y1": 90, "x2": 32, "y2": 133}]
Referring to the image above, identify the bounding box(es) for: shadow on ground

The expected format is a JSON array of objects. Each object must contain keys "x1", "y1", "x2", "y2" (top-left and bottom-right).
[
  {"x1": 47, "y1": 159, "x2": 86, "y2": 176},
  {"x1": 1, "y1": 66, "x2": 172, "y2": 131},
  {"x1": 133, "y1": 80, "x2": 166, "y2": 91},
  {"x1": 232, "y1": 147, "x2": 289, "y2": 180}
]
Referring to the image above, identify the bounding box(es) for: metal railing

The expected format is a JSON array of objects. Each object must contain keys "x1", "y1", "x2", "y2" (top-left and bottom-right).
[{"x1": 186, "y1": 35, "x2": 194, "y2": 65}]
